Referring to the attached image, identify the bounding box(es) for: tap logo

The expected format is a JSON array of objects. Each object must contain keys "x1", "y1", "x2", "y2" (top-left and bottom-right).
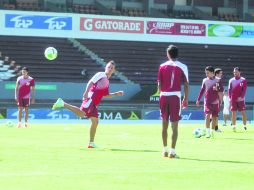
[{"x1": 5, "y1": 14, "x2": 72, "y2": 30}]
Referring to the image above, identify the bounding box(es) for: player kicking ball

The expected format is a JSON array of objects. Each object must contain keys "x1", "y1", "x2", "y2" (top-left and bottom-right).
[{"x1": 52, "y1": 61, "x2": 124, "y2": 148}]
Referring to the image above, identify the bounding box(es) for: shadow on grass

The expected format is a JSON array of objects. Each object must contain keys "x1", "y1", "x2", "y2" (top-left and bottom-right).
[
  {"x1": 108, "y1": 148, "x2": 159, "y2": 153},
  {"x1": 80, "y1": 147, "x2": 159, "y2": 153},
  {"x1": 180, "y1": 157, "x2": 254, "y2": 164},
  {"x1": 222, "y1": 137, "x2": 254, "y2": 141}
]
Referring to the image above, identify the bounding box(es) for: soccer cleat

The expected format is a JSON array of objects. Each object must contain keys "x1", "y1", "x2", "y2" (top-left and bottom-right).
[
  {"x1": 52, "y1": 98, "x2": 64, "y2": 110},
  {"x1": 215, "y1": 129, "x2": 222, "y2": 133},
  {"x1": 205, "y1": 133, "x2": 211, "y2": 138},
  {"x1": 17, "y1": 123, "x2": 21, "y2": 128},
  {"x1": 87, "y1": 142, "x2": 97, "y2": 148},
  {"x1": 232, "y1": 127, "x2": 236, "y2": 132},
  {"x1": 24, "y1": 123, "x2": 28, "y2": 128},
  {"x1": 169, "y1": 154, "x2": 180, "y2": 159},
  {"x1": 243, "y1": 126, "x2": 247, "y2": 131},
  {"x1": 162, "y1": 151, "x2": 169, "y2": 157}
]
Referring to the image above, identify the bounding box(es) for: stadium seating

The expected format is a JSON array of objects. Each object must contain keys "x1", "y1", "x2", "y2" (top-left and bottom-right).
[
  {"x1": 0, "y1": 36, "x2": 122, "y2": 83},
  {"x1": 78, "y1": 39, "x2": 254, "y2": 85}
]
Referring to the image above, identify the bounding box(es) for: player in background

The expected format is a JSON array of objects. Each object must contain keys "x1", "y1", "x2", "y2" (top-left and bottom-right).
[
  {"x1": 158, "y1": 45, "x2": 189, "y2": 158},
  {"x1": 222, "y1": 90, "x2": 230, "y2": 126},
  {"x1": 52, "y1": 61, "x2": 124, "y2": 148},
  {"x1": 15, "y1": 67, "x2": 35, "y2": 128},
  {"x1": 196, "y1": 66, "x2": 224, "y2": 138},
  {"x1": 214, "y1": 68, "x2": 224, "y2": 132},
  {"x1": 228, "y1": 67, "x2": 247, "y2": 131}
]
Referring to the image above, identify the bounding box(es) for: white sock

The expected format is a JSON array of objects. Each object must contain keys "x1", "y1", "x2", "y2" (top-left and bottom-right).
[
  {"x1": 170, "y1": 148, "x2": 175, "y2": 155},
  {"x1": 232, "y1": 125, "x2": 236, "y2": 128},
  {"x1": 206, "y1": 128, "x2": 210, "y2": 134},
  {"x1": 163, "y1": 146, "x2": 168, "y2": 153},
  {"x1": 18, "y1": 121, "x2": 21, "y2": 124}
]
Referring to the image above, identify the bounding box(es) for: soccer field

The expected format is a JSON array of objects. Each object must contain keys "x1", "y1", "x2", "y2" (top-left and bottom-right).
[{"x1": 0, "y1": 122, "x2": 253, "y2": 190}]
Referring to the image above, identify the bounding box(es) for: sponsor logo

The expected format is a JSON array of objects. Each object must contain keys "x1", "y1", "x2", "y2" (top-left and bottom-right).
[
  {"x1": 5, "y1": 14, "x2": 72, "y2": 30},
  {"x1": 208, "y1": 24, "x2": 243, "y2": 37},
  {"x1": 80, "y1": 17, "x2": 144, "y2": 33},
  {"x1": 147, "y1": 21, "x2": 205, "y2": 36}
]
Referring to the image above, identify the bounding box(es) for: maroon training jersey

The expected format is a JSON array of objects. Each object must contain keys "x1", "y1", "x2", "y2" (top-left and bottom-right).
[
  {"x1": 157, "y1": 60, "x2": 188, "y2": 95},
  {"x1": 197, "y1": 77, "x2": 224, "y2": 104},
  {"x1": 228, "y1": 76, "x2": 247, "y2": 102},
  {"x1": 17, "y1": 76, "x2": 35, "y2": 99},
  {"x1": 87, "y1": 72, "x2": 109, "y2": 105}
]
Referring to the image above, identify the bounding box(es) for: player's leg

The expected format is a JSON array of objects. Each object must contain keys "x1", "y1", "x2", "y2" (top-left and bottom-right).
[
  {"x1": 241, "y1": 110, "x2": 247, "y2": 130},
  {"x1": 231, "y1": 111, "x2": 237, "y2": 132},
  {"x1": 160, "y1": 96, "x2": 170, "y2": 157},
  {"x1": 64, "y1": 102, "x2": 85, "y2": 118},
  {"x1": 239, "y1": 101, "x2": 247, "y2": 130},
  {"x1": 24, "y1": 107, "x2": 29, "y2": 128},
  {"x1": 52, "y1": 98, "x2": 85, "y2": 118},
  {"x1": 88, "y1": 117, "x2": 99, "y2": 148},
  {"x1": 162, "y1": 119, "x2": 169, "y2": 147},
  {"x1": 205, "y1": 114, "x2": 212, "y2": 138},
  {"x1": 223, "y1": 113, "x2": 227, "y2": 126},
  {"x1": 17, "y1": 106, "x2": 23, "y2": 128},
  {"x1": 169, "y1": 96, "x2": 181, "y2": 158},
  {"x1": 170, "y1": 121, "x2": 179, "y2": 158}
]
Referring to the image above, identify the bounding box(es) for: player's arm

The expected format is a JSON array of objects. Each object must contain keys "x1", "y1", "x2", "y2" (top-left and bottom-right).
[
  {"x1": 241, "y1": 80, "x2": 247, "y2": 99},
  {"x1": 83, "y1": 80, "x2": 93, "y2": 99},
  {"x1": 31, "y1": 85, "x2": 35, "y2": 104},
  {"x1": 104, "y1": 91, "x2": 124, "y2": 98},
  {"x1": 15, "y1": 81, "x2": 19, "y2": 102},
  {"x1": 228, "y1": 80, "x2": 232, "y2": 100},
  {"x1": 182, "y1": 81, "x2": 189, "y2": 109},
  {"x1": 196, "y1": 81, "x2": 205, "y2": 106}
]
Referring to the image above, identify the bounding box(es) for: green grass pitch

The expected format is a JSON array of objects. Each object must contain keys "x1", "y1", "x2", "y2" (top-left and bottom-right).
[{"x1": 0, "y1": 122, "x2": 253, "y2": 190}]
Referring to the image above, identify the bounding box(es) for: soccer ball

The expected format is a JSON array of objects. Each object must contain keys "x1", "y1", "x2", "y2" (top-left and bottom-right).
[
  {"x1": 193, "y1": 128, "x2": 202, "y2": 138},
  {"x1": 44, "y1": 47, "x2": 58, "y2": 60},
  {"x1": 5, "y1": 120, "x2": 14, "y2": 128}
]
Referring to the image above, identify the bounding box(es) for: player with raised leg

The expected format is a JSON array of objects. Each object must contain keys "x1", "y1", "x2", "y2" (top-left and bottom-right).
[{"x1": 52, "y1": 61, "x2": 124, "y2": 148}]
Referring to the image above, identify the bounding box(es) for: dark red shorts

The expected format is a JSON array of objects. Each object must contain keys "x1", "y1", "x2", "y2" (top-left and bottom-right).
[
  {"x1": 17, "y1": 98, "x2": 30, "y2": 107},
  {"x1": 231, "y1": 101, "x2": 246, "y2": 112},
  {"x1": 80, "y1": 98, "x2": 98, "y2": 118},
  {"x1": 204, "y1": 103, "x2": 220, "y2": 117},
  {"x1": 159, "y1": 96, "x2": 181, "y2": 122}
]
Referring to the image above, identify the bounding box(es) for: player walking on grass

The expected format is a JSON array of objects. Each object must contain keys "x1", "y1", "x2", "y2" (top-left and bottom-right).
[
  {"x1": 228, "y1": 67, "x2": 247, "y2": 131},
  {"x1": 158, "y1": 45, "x2": 189, "y2": 158},
  {"x1": 15, "y1": 67, "x2": 35, "y2": 128},
  {"x1": 214, "y1": 68, "x2": 224, "y2": 132},
  {"x1": 223, "y1": 90, "x2": 230, "y2": 126},
  {"x1": 52, "y1": 60, "x2": 124, "y2": 148},
  {"x1": 196, "y1": 66, "x2": 224, "y2": 138}
]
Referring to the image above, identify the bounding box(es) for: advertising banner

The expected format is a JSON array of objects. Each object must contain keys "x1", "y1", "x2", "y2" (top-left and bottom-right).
[
  {"x1": 7, "y1": 109, "x2": 141, "y2": 120},
  {"x1": 208, "y1": 24, "x2": 254, "y2": 38},
  {"x1": 147, "y1": 21, "x2": 205, "y2": 36},
  {"x1": 5, "y1": 14, "x2": 72, "y2": 30},
  {"x1": 0, "y1": 109, "x2": 7, "y2": 119},
  {"x1": 80, "y1": 17, "x2": 144, "y2": 33},
  {"x1": 144, "y1": 110, "x2": 204, "y2": 120}
]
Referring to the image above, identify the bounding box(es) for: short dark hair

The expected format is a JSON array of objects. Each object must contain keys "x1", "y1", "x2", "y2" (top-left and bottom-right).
[
  {"x1": 214, "y1": 68, "x2": 222, "y2": 75},
  {"x1": 205, "y1": 66, "x2": 214, "y2": 73},
  {"x1": 167, "y1": 45, "x2": 178, "y2": 59},
  {"x1": 108, "y1": 60, "x2": 115, "y2": 66},
  {"x1": 22, "y1": 67, "x2": 29, "y2": 72},
  {"x1": 234, "y1": 67, "x2": 240, "y2": 72}
]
